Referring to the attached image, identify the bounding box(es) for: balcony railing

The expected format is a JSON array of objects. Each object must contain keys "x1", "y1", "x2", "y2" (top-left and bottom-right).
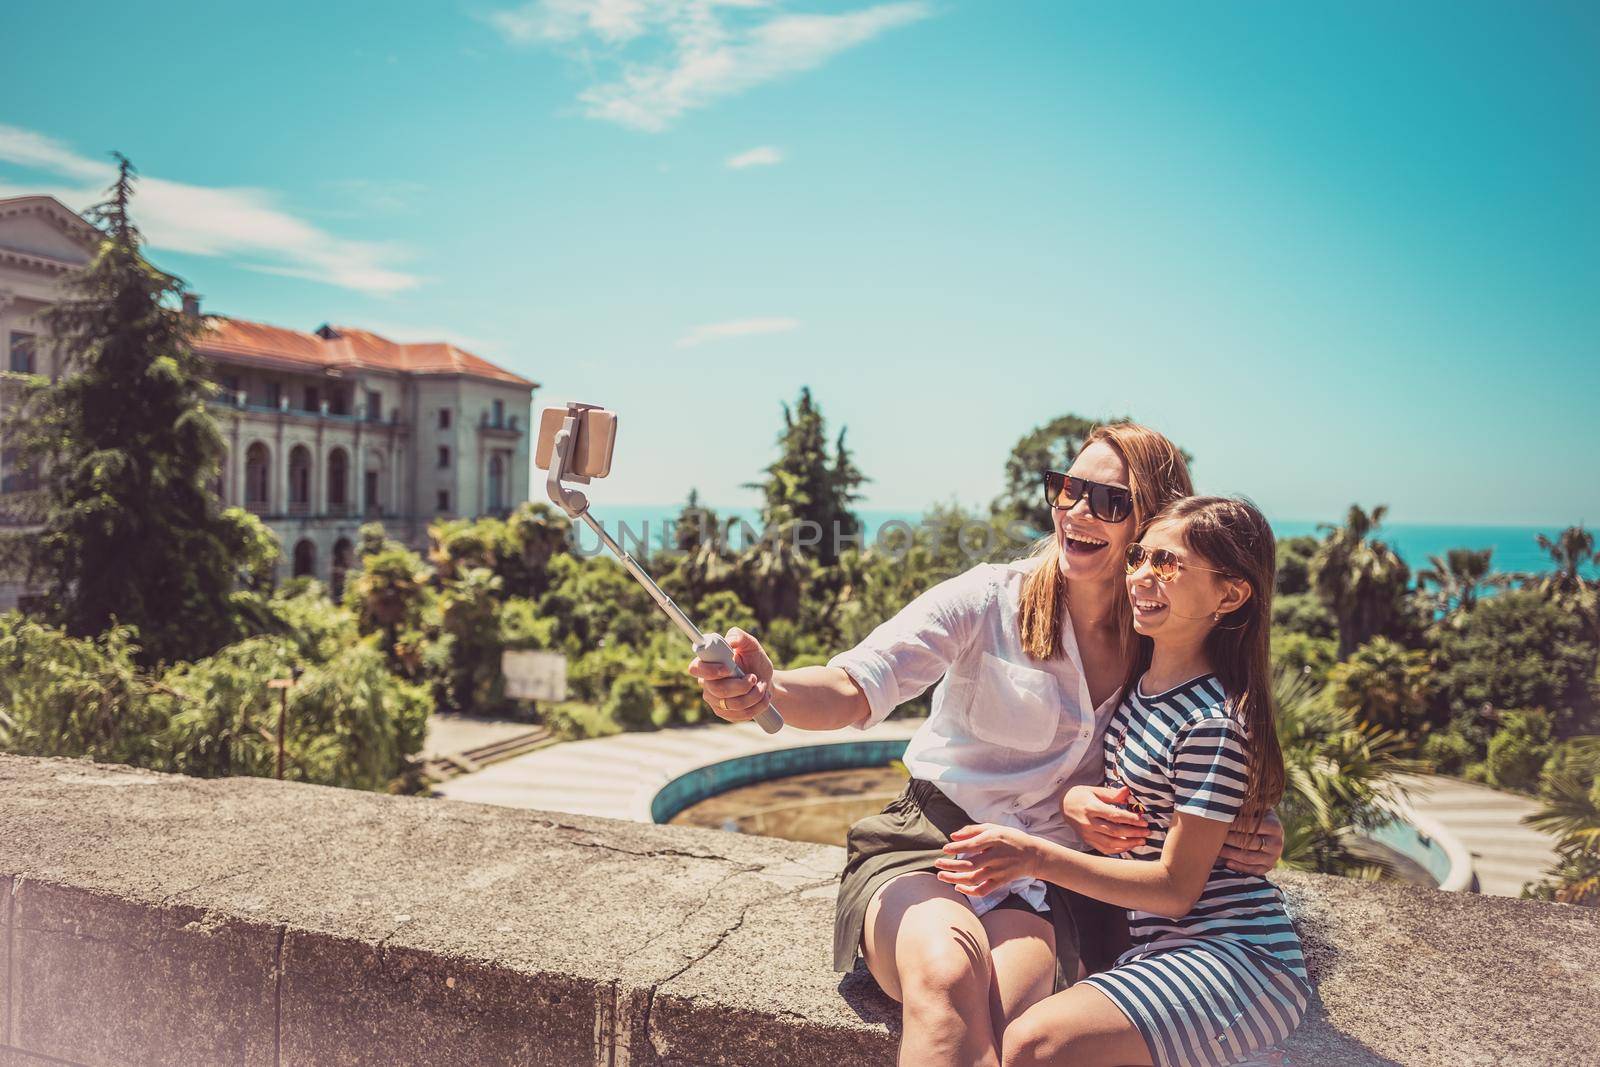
[
  {"x1": 207, "y1": 392, "x2": 403, "y2": 428},
  {"x1": 480, "y1": 412, "x2": 523, "y2": 433}
]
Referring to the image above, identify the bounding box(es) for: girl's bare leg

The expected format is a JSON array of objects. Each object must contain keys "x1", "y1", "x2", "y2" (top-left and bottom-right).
[{"x1": 1001, "y1": 983, "x2": 1155, "y2": 1067}]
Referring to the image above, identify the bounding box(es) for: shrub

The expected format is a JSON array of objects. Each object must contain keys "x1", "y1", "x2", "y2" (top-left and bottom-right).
[
  {"x1": 605, "y1": 672, "x2": 657, "y2": 731},
  {"x1": 1431, "y1": 589, "x2": 1599, "y2": 738},
  {"x1": 1485, "y1": 709, "x2": 1554, "y2": 793},
  {"x1": 1272, "y1": 632, "x2": 1338, "y2": 685},
  {"x1": 1273, "y1": 593, "x2": 1336, "y2": 640},
  {"x1": 1420, "y1": 729, "x2": 1476, "y2": 775},
  {"x1": 1329, "y1": 636, "x2": 1431, "y2": 734}
]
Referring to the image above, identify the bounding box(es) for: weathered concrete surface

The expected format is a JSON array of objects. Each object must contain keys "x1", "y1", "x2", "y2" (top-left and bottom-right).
[
  {"x1": 2, "y1": 873, "x2": 11, "y2": 1050},
  {"x1": 1, "y1": 754, "x2": 1598, "y2": 1067}
]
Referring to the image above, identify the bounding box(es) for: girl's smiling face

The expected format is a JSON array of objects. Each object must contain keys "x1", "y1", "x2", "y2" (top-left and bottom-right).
[
  {"x1": 1125, "y1": 517, "x2": 1251, "y2": 639},
  {"x1": 1054, "y1": 441, "x2": 1138, "y2": 585}
]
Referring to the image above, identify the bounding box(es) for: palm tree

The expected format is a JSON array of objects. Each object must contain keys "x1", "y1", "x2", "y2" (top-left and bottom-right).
[
  {"x1": 1273, "y1": 665, "x2": 1422, "y2": 878},
  {"x1": 1309, "y1": 504, "x2": 1412, "y2": 658},
  {"x1": 1418, "y1": 547, "x2": 1496, "y2": 618},
  {"x1": 1523, "y1": 737, "x2": 1600, "y2": 906},
  {"x1": 738, "y1": 504, "x2": 814, "y2": 626},
  {"x1": 1535, "y1": 525, "x2": 1596, "y2": 599}
]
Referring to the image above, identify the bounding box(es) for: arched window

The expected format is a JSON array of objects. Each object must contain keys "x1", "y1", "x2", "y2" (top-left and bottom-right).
[
  {"x1": 245, "y1": 443, "x2": 271, "y2": 512},
  {"x1": 488, "y1": 454, "x2": 505, "y2": 513},
  {"x1": 363, "y1": 448, "x2": 385, "y2": 517},
  {"x1": 327, "y1": 448, "x2": 349, "y2": 512},
  {"x1": 292, "y1": 538, "x2": 316, "y2": 578},
  {"x1": 288, "y1": 445, "x2": 312, "y2": 512},
  {"x1": 331, "y1": 537, "x2": 353, "y2": 599}
]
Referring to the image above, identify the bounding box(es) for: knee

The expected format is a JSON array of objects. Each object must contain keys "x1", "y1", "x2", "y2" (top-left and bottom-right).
[
  {"x1": 1000, "y1": 1014, "x2": 1057, "y2": 1067},
  {"x1": 900, "y1": 938, "x2": 991, "y2": 1007}
]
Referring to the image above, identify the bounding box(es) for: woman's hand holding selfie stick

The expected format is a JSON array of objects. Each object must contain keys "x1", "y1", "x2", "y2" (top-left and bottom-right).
[{"x1": 536, "y1": 402, "x2": 784, "y2": 733}]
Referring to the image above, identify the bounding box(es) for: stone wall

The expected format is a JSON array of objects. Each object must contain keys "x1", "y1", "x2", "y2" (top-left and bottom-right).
[{"x1": 1, "y1": 754, "x2": 1596, "y2": 1066}]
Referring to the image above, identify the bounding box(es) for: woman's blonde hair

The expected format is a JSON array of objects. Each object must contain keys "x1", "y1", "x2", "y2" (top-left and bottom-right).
[{"x1": 1017, "y1": 423, "x2": 1194, "y2": 662}]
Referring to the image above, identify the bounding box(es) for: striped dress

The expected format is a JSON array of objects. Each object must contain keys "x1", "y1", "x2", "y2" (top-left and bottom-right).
[{"x1": 1078, "y1": 674, "x2": 1311, "y2": 1067}]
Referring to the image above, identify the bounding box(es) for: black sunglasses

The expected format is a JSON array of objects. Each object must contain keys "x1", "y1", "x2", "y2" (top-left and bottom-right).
[{"x1": 1042, "y1": 470, "x2": 1134, "y2": 524}]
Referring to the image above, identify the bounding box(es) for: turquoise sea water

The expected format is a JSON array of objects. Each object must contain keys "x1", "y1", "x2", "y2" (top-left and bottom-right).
[{"x1": 571, "y1": 504, "x2": 1593, "y2": 579}]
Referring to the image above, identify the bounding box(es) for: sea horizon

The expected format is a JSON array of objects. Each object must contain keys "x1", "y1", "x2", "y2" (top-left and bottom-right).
[{"x1": 560, "y1": 503, "x2": 1594, "y2": 578}]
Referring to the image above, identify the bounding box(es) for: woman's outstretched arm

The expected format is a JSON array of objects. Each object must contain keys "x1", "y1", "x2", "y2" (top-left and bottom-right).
[{"x1": 687, "y1": 628, "x2": 872, "y2": 730}]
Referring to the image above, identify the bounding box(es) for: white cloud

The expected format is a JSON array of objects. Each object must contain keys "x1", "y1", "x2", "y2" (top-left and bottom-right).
[
  {"x1": 726, "y1": 145, "x2": 783, "y2": 168},
  {"x1": 674, "y1": 316, "x2": 799, "y2": 348},
  {"x1": 485, "y1": 1, "x2": 932, "y2": 132},
  {"x1": 0, "y1": 124, "x2": 420, "y2": 296}
]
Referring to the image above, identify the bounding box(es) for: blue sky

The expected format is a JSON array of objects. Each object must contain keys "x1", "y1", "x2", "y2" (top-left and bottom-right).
[{"x1": 3, "y1": 1, "x2": 1596, "y2": 525}]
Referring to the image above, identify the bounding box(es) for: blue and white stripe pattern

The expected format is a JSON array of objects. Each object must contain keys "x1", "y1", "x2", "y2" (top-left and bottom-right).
[{"x1": 1078, "y1": 675, "x2": 1311, "y2": 1067}]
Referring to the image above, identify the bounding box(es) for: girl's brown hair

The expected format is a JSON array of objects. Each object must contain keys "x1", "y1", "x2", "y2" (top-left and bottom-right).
[
  {"x1": 1146, "y1": 495, "x2": 1286, "y2": 827},
  {"x1": 1018, "y1": 423, "x2": 1194, "y2": 663}
]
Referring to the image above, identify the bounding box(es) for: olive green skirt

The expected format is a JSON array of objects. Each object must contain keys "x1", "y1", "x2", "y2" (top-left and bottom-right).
[{"x1": 833, "y1": 777, "x2": 1131, "y2": 991}]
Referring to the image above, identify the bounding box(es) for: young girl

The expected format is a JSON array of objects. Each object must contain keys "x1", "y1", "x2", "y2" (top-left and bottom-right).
[{"x1": 935, "y1": 496, "x2": 1309, "y2": 1067}]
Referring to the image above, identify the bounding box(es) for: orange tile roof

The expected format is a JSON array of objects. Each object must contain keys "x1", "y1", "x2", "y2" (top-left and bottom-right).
[{"x1": 195, "y1": 317, "x2": 537, "y2": 388}]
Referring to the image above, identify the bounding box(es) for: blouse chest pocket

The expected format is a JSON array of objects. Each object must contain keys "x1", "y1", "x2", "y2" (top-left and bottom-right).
[{"x1": 965, "y1": 652, "x2": 1063, "y2": 753}]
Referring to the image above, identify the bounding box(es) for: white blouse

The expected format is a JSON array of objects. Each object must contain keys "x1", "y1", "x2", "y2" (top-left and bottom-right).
[{"x1": 828, "y1": 557, "x2": 1123, "y2": 913}]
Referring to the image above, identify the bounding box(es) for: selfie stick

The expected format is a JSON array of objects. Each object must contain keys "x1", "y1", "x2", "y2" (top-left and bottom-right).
[{"x1": 543, "y1": 403, "x2": 784, "y2": 734}]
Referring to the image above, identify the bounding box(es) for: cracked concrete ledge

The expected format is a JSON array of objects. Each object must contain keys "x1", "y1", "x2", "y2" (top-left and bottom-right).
[{"x1": 1, "y1": 754, "x2": 1597, "y2": 1066}]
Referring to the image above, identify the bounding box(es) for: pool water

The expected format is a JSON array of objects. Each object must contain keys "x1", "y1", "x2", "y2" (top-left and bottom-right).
[{"x1": 668, "y1": 764, "x2": 907, "y2": 846}]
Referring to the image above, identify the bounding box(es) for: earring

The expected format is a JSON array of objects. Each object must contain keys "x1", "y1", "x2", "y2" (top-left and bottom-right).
[{"x1": 1212, "y1": 611, "x2": 1222, "y2": 621}]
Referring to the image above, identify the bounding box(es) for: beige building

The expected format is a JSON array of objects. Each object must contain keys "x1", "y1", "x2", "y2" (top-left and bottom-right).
[{"x1": 0, "y1": 194, "x2": 537, "y2": 601}]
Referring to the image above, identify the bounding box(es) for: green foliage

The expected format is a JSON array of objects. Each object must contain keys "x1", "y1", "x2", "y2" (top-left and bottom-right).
[
  {"x1": 1430, "y1": 588, "x2": 1599, "y2": 739},
  {"x1": 0, "y1": 610, "x2": 427, "y2": 791},
  {"x1": 1329, "y1": 637, "x2": 1431, "y2": 734},
  {"x1": 1483, "y1": 710, "x2": 1553, "y2": 793},
  {"x1": 1309, "y1": 505, "x2": 1413, "y2": 659},
  {"x1": 1534, "y1": 525, "x2": 1597, "y2": 601},
  {"x1": 430, "y1": 502, "x2": 571, "y2": 599},
  {"x1": 541, "y1": 700, "x2": 619, "y2": 741},
  {"x1": 1272, "y1": 593, "x2": 1336, "y2": 640},
  {"x1": 539, "y1": 554, "x2": 656, "y2": 652},
  {"x1": 1275, "y1": 536, "x2": 1320, "y2": 597},
  {"x1": 1273, "y1": 667, "x2": 1422, "y2": 878},
  {"x1": 433, "y1": 566, "x2": 507, "y2": 715},
  {"x1": 1419, "y1": 728, "x2": 1476, "y2": 775},
  {"x1": 0, "y1": 615, "x2": 161, "y2": 764},
  {"x1": 500, "y1": 597, "x2": 556, "y2": 651},
  {"x1": 3, "y1": 158, "x2": 258, "y2": 666},
  {"x1": 1418, "y1": 548, "x2": 1496, "y2": 618},
  {"x1": 604, "y1": 671, "x2": 657, "y2": 731},
  {"x1": 1271, "y1": 632, "x2": 1338, "y2": 685},
  {"x1": 744, "y1": 387, "x2": 866, "y2": 568},
  {"x1": 1522, "y1": 737, "x2": 1600, "y2": 905}
]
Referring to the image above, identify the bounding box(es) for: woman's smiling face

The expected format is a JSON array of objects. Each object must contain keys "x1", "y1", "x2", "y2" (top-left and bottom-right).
[{"x1": 1054, "y1": 440, "x2": 1137, "y2": 585}]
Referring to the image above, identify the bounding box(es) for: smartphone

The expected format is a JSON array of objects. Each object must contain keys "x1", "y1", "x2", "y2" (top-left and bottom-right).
[{"x1": 535, "y1": 405, "x2": 618, "y2": 479}]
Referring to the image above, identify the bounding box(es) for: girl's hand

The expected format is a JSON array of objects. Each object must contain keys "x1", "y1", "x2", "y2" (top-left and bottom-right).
[
  {"x1": 1221, "y1": 809, "x2": 1286, "y2": 875},
  {"x1": 934, "y1": 824, "x2": 1041, "y2": 897},
  {"x1": 1061, "y1": 784, "x2": 1150, "y2": 855}
]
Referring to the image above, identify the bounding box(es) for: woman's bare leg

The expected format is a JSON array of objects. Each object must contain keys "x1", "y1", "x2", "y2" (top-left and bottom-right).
[
  {"x1": 977, "y1": 908, "x2": 1056, "y2": 1052},
  {"x1": 1001, "y1": 983, "x2": 1154, "y2": 1067},
  {"x1": 862, "y1": 872, "x2": 1001, "y2": 1067}
]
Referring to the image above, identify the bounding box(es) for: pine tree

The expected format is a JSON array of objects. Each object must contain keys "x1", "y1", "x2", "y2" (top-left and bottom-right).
[
  {"x1": 9, "y1": 156, "x2": 260, "y2": 665},
  {"x1": 745, "y1": 387, "x2": 866, "y2": 567}
]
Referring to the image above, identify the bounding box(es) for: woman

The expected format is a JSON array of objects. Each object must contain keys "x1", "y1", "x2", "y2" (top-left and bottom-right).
[
  {"x1": 936, "y1": 497, "x2": 1309, "y2": 1067},
  {"x1": 688, "y1": 425, "x2": 1284, "y2": 1067}
]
